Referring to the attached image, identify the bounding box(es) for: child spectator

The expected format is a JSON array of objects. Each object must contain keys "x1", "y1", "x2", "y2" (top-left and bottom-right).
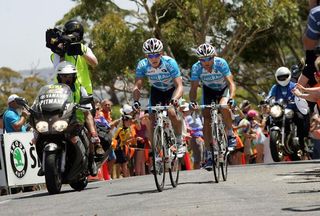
[{"x1": 133, "y1": 112, "x2": 151, "y2": 175}]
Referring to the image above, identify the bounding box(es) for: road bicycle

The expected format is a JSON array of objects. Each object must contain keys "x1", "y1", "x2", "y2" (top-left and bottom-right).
[
  {"x1": 147, "y1": 105, "x2": 182, "y2": 192},
  {"x1": 198, "y1": 102, "x2": 230, "y2": 183}
]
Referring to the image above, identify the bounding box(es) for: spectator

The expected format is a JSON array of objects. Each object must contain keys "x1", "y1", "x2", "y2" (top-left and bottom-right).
[
  {"x1": 309, "y1": 113, "x2": 320, "y2": 159},
  {"x1": 247, "y1": 110, "x2": 265, "y2": 163},
  {"x1": 3, "y1": 94, "x2": 29, "y2": 133},
  {"x1": 111, "y1": 113, "x2": 137, "y2": 178},
  {"x1": 133, "y1": 112, "x2": 150, "y2": 175},
  {"x1": 98, "y1": 99, "x2": 121, "y2": 179},
  {"x1": 181, "y1": 103, "x2": 204, "y2": 169}
]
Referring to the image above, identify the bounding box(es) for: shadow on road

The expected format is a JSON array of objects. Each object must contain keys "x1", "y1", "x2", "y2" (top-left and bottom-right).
[
  {"x1": 13, "y1": 186, "x2": 99, "y2": 199},
  {"x1": 108, "y1": 188, "x2": 161, "y2": 197},
  {"x1": 178, "y1": 180, "x2": 214, "y2": 185},
  {"x1": 282, "y1": 205, "x2": 320, "y2": 212}
]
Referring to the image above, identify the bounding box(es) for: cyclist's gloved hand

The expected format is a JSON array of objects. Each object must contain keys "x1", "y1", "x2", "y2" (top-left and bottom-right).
[
  {"x1": 228, "y1": 98, "x2": 236, "y2": 107},
  {"x1": 132, "y1": 100, "x2": 141, "y2": 111},
  {"x1": 189, "y1": 101, "x2": 198, "y2": 110},
  {"x1": 170, "y1": 98, "x2": 179, "y2": 107}
]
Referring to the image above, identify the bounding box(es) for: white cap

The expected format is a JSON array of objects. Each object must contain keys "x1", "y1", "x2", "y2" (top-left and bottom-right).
[
  {"x1": 120, "y1": 104, "x2": 133, "y2": 115},
  {"x1": 7, "y1": 94, "x2": 19, "y2": 104}
]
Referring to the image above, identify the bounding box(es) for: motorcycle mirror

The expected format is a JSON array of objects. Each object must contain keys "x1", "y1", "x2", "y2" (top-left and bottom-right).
[
  {"x1": 14, "y1": 97, "x2": 28, "y2": 106},
  {"x1": 79, "y1": 95, "x2": 93, "y2": 105}
]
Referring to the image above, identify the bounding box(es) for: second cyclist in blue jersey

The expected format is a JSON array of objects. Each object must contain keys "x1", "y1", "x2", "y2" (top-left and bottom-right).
[
  {"x1": 132, "y1": 38, "x2": 185, "y2": 155},
  {"x1": 189, "y1": 43, "x2": 237, "y2": 170}
]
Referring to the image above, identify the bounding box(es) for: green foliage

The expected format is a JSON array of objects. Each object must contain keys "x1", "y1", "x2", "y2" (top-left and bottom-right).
[{"x1": 0, "y1": 67, "x2": 47, "y2": 112}]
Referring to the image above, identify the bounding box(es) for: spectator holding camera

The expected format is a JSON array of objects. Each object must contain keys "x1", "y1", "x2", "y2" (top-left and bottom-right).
[
  {"x1": 3, "y1": 94, "x2": 30, "y2": 133},
  {"x1": 49, "y1": 20, "x2": 98, "y2": 94}
]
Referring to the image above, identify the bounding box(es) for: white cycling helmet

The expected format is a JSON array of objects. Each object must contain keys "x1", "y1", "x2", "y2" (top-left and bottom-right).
[
  {"x1": 196, "y1": 43, "x2": 217, "y2": 58},
  {"x1": 275, "y1": 66, "x2": 291, "y2": 86},
  {"x1": 142, "y1": 38, "x2": 163, "y2": 54}
]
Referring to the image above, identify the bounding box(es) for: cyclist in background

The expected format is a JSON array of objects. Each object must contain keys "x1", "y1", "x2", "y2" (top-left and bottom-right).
[
  {"x1": 189, "y1": 43, "x2": 237, "y2": 170},
  {"x1": 132, "y1": 38, "x2": 185, "y2": 154}
]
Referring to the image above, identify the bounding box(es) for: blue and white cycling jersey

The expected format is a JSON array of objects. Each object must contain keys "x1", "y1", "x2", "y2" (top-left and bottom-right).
[
  {"x1": 190, "y1": 57, "x2": 231, "y2": 91},
  {"x1": 136, "y1": 56, "x2": 181, "y2": 91}
]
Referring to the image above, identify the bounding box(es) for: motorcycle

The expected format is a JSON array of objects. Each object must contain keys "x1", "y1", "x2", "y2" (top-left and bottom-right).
[
  {"x1": 15, "y1": 83, "x2": 103, "y2": 194},
  {"x1": 266, "y1": 98, "x2": 302, "y2": 162}
]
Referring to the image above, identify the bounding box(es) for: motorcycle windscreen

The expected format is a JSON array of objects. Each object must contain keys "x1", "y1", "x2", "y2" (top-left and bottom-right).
[{"x1": 33, "y1": 83, "x2": 74, "y2": 113}]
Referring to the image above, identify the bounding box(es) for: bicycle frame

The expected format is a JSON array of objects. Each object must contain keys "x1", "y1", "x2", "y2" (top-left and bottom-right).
[
  {"x1": 199, "y1": 102, "x2": 229, "y2": 182},
  {"x1": 145, "y1": 105, "x2": 181, "y2": 191}
]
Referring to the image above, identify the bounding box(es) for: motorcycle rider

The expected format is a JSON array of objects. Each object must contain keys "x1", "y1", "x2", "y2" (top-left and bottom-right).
[
  {"x1": 38, "y1": 61, "x2": 103, "y2": 176},
  {"x1": 267, "y1": 66, "x2": 310, "y2": 158}
]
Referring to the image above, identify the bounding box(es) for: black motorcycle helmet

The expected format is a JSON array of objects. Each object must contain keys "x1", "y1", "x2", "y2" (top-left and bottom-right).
[{"x1": 63, "y1": 20, "x2": 84, "y2": 41}]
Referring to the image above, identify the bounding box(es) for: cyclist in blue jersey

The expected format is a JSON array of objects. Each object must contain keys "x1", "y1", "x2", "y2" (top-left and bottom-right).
[
  {"x1": 132, "y1": 38, "x2": 185, "y2": 154},
  {"x1": 189, "y1": 43, "x2": 236, "y2": 170}
]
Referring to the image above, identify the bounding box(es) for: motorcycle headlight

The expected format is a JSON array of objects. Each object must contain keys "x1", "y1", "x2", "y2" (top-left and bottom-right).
[
  {"x1": 284, "y1": 108, "x2": 294, "y2": 119},
  {"x1": 36, "y1": 121, "x2": 49, "y2": 133},
  {"x1": 52, "y1": 120, "x2": 68, "y2": 132},
  {"x1": 270, "y1": 105, "x2": 282, "y2": 118}
]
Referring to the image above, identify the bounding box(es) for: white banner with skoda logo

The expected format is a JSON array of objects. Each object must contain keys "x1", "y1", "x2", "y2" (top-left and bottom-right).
[{"x1": 3, "y1": 132, "x2": 45, "y2": 187}]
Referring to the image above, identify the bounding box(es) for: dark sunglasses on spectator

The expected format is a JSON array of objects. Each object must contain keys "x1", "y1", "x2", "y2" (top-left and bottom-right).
[
  {"x1": 314, "y1": 71, "x2": 320, "y2": 78},
  {"x1": 199, "y1": 56, "x2": 214, "y2": 62},
  {"x1": 277, "y1": 74, "x2": 289, "y2": 81},
  {"x1": 147, "y1": 53, "x2": 161, "y2": 59}
]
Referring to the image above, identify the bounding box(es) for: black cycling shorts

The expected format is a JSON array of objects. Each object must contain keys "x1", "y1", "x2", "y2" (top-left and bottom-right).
[
  {"x1": 202, "y1": 85, "x2": 229, "y2": 105},
  {"x1": 150, "y1": 86, "x2": 175, "y2": 106}
]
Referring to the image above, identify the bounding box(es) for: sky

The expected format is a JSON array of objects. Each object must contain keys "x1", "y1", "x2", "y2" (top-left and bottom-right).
[{"x1": 0, "y1": 0, "x2": 136, "y2": 71}]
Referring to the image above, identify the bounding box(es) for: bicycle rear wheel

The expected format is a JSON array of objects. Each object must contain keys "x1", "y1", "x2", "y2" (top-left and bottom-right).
[
  {"x1": 219, "y1": 122, "x2": 229, "y2": 181},
  {"x1": 166, "y1": 130, "x2": 180, "y2": 187},
  {"x1": 152, "y1": 126, "x2": 166, "y2": 192}
]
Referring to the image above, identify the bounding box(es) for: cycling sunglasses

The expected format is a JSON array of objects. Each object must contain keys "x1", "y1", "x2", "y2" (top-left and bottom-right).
[
  {"x1": 199, "y1": 56, "x2": 214, "y2": 62},
  {"x1": 147, "y1": 53, "x2": 161, "y2": 59}
]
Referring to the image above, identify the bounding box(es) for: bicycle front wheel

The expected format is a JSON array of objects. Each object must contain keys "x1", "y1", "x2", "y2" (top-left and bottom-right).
[
  {"x1": 152, "y1": 126, "x2": 166, "y2": 192},
  {"x1": 219, "y1": 122, "x2": 229, "y2": 181},
  {"x1": 211, "y1": 143, "x2": 220, "y2": 183}
]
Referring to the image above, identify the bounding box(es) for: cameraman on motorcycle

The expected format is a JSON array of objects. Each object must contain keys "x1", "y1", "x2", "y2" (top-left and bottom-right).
[
  {"x1": 37, "y1": 61, "x2": 103, "y2": 176},
  {"x1": 49, "y1": 20, "x2": 98, "y2": 95},
  {"x1": 267, "y1": 67, "x2": 310, "y2": 158}
]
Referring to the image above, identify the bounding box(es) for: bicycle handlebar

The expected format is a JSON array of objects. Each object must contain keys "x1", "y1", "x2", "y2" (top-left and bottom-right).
[{"x1": 198, "y1": 104, "x2": 229, "y2": 109}]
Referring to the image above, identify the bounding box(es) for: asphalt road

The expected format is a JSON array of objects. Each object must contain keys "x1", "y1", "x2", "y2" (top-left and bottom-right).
[{"x1": 1, "y1": 160, "x2": 320, "y2": 216}]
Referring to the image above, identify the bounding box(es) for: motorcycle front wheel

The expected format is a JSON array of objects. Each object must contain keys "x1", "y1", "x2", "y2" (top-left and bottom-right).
[
  {"x1": 270, "y1": 130, "x2": 284, "y2": 162},
  {"x1": 45, "y1": 153, "x2": 62, "y2": 194}
]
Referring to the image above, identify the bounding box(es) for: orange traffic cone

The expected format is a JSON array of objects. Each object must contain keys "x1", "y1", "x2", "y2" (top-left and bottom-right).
[
  {"x1": 88, "y1": 167, "x2": 104, "y2": 181},
  {"x1": 184, "y1": 152, "x2": 192, "y2": 170},
  {"x1": 241, "y1": 153, "x2": 246, "y2": 165},
  {"x1": 102, "y1": 162, "x2": 110, "y2": 180}
]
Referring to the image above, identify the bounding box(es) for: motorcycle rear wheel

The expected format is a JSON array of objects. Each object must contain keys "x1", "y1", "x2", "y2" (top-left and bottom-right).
[{"x1": 45, "y1": 153, "x2": 62, "y2": 194}]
